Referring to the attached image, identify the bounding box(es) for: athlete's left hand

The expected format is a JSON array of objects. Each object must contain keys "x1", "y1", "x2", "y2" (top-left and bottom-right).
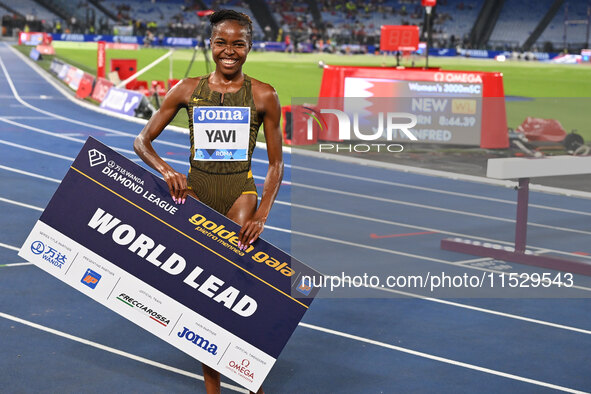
[{"x1": 238, "y1": 216, "x2": 266, "y2": 250}]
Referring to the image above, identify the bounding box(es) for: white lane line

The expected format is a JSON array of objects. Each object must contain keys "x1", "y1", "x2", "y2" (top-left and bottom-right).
[
  {"x1": 0, "y1": 262, "x2": 33, "y2": 267},
  {"x1": 264, "y1": 224, "x2": 591, "y2": 293},
  {"x1": 0, "y1": 165, "x2": 60, "y2": 183},
  {"x1": 0, "y1": 116, "x2": 56, "y2": 119},
  {"x1": 287, "y1": 147, "x2": 591, "y2": 200},
  {"x1": 454, "y1": 257, "x2": 496, "y2": 265},
  {"x1": 298, "y1": 322, "x2": 587, "y2": 394},
  {"x1": 380, "y1": 287, "x2": 591, "y2": 335},
  {"x1": 286, "y1": 182, "x2": 591, "y2": 236},
  {"x1": 0, "y1": 312, "x2": 248, "y2": 393},
  {"x1": 0, "y1": 307, "x2": 585, "y2": 394},
  {"x1": 269, "y1": 199, "x2": 591, "y2": 262},
  {"x1": 0, "y1": 117, "x2": 88, "y2": 143},
  {"x1": 0, "y1": 242, "x2": 20, "y2": 251},
  {"x1": 0, "y1": 54, "x2": 186, "y2": 151},
  {"x1": 0, "y1": 117, "x2": 184, "y2": 165},
  {"x1": 288, "y1": 164, "x2": 591, "y2": 215},
  {"x1": 0, "y1": 138, "x2": 75, "y2": 160},
  {"x1": 0, "y1": 196, "x2": 44, "y2": 211}
]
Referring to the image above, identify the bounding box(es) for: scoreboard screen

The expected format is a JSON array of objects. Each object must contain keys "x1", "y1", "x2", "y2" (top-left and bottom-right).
[
  {"x1": 343, "y1": 76, "x2": 483, "y2": 145},
  {"x1": 316, "y1": 65, "x2": 508, "y2": 148},
  {"x1": 380, "y1": 26, "x2": 420, "y2": 52}
]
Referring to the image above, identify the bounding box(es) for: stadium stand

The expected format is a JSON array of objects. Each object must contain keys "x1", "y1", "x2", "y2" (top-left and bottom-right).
[
  {"x1": 269, "y1": 0, "x2": 315, "y2": 36},
  {"x1": 2, "y1": 0, "x2": 58, "y2": 23},
  {"x1": 537, "y1": 1, "x2": 590, "y2": 50},
  {"x1": 488, "y1": 0, "x2": 555, "y2": 49},
  {"x1": 1, "y1": 0, "x2": 58, "y2": 35},
  {"x1": 100, "y1": 0, "x2": 200, "y2": 34},
  {"x1": 25, "y1": 0, "x2": 115, "y2": 34},
  {"x1": 94, "y1": 0, "x2": 262, "y2": 40},
  {"x1": 201, "y1": 0, "x2": 263, "y2": 39},
  {"x1": 2, "y1": 0, "x2": 589, "y2": 52},
  {"x1": 318, "y1": 0, "x2": 403, "y2": 46},
  {"x1": 433, "y1": 0, "x2": 482, "y2": 47},
  {"x1": 313, "y1": 0, "x2": 482, "y2": 49}
]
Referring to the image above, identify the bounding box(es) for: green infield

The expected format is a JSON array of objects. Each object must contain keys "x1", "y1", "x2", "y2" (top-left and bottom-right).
[{"x1": 15, "y1": 44, "x2": 591, "y2": 141}]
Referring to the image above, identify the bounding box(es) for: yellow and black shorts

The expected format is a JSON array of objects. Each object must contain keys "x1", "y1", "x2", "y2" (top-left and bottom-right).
[{"x1": 187, "y1": 168, "x2": 257, "y2": 215}]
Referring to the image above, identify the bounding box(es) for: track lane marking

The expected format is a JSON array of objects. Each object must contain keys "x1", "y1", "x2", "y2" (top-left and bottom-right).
[
  {"x1": 0, "y1": 312, "x2": 248, "y2": 393},
  {"x1": 2, "y1": 123, "x2": 587, "y2": 237},
  {"x1": 370, "y1": 231, "x2": 438, "y2": 238},
  {"x1": 287, "y1": 182, "x2": 591, "y2": 236},
  {"x1": 0, "y1": 196, "x2": 44, "y2": 211},
  {"x1": 0, "y1": 262, "x2": 33, "y2": 267},
  {"x1": 0, "y1": 312, "x2": 585, "y2": 393},
  {"x1": 299, "y1": 322, "x2": 588, "y2": 393},
  {"x1": 0, "y1": 164, "x2": 61, "y2": 183},
  {"x1": 0, "y1": 242, "x2": 20, "y2": 251}
]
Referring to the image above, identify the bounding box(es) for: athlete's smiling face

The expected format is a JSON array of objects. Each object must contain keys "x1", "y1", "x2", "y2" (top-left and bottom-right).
[{"x1": 211, "y1": 20, "x2": 251, "y2": 76}]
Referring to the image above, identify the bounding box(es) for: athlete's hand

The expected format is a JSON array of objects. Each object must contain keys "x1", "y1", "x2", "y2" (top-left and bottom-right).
[
  {"x1": 238, "y1": 215, "x2": 266, "y2": 250},
  {"x1": 161, "y1": 168, "x2": 188, "y2": 204}
]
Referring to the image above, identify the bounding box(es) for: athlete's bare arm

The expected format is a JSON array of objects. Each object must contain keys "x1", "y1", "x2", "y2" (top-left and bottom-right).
[
  {"x1": 238, "y1": 79, "x2": 283, "y2": 245},
  {"x1": 133, "y1": 78, "x2": 199, "y2": 203}
]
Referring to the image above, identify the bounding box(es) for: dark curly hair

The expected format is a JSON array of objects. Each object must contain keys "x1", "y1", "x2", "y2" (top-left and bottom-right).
[{"x1": 209, "y1": 9, "x2": 253, "y2": 45}]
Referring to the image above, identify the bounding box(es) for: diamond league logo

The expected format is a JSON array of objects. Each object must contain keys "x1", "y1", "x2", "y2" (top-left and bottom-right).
[{"x1": 88, "y1": 149, "x2": 106, "y2": 167}]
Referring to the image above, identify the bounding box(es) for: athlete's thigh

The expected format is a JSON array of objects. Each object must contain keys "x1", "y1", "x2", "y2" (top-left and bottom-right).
[{"x1": 225, "y1": 193, "x2": 257, "y2": 225}]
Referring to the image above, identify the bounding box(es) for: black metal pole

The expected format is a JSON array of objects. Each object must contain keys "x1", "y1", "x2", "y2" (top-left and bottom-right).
[{"x1": 426, "y1": 6, "x2": 432, "y2": 68}]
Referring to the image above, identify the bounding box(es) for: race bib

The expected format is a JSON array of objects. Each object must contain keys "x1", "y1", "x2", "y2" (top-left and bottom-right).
[{"x1": 193, "y1": 106, "x2": 250, "y2": 161}]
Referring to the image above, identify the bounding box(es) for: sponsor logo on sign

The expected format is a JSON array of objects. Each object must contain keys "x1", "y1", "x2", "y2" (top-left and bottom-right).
[
  {"x1": 296, "y1": 277, "x2": 313, "y2": 295},
  {"x1": 116, "y1": 293, "x2": 171, "y2": 326},
  {"x1": 177, "y1": 326, "x2": 218, "y2": 355},
  {"x1": 60, "y1": 34, "x2": 85, "y2": 42},
  {"x1": 434, "y1": 72, "x2": 483, "y2": 84},
  {"x1": 195, "y1": 108, "x2": 246, "y2": 122},
  {"x1": 31, "y1": 240, "x2": 45, "y2": 255},
  {"x1": 81, "y1": 268, "x2": 102, "y2": 289},
  {"x1": 114, "y1": 35, "x2": 139, "y2": 44},
  {"x1": 227, "y1": 358, "x2": 254, "y2": 382},
  {"x1": 91, "y1": 78, "x2": 114, "y2": 103},
  {"x1": 188, "y1": 213, "x2": 296, "y2": 277},
  {"x1": 31, "y1": 240, "x2": 68, "y2": 268},
  {"x1": 165, "y1": 37, "x2": 194, "y2": 46},
  {"x1": 100, "y1": 88, "x2": 144, "y2": 116},
  {"x1": 88, "y1": 149, "x2": 106, "y2": 167}
]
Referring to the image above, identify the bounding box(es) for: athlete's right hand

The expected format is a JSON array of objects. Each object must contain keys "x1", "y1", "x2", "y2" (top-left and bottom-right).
[{"x1": 161, "y1": 168, "x2": 188, "y2": 204}]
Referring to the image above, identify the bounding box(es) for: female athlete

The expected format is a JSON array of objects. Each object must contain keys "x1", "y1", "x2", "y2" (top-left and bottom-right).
[{"x1": 134, "y1": 9, "x2": 282, "y2": 394}]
